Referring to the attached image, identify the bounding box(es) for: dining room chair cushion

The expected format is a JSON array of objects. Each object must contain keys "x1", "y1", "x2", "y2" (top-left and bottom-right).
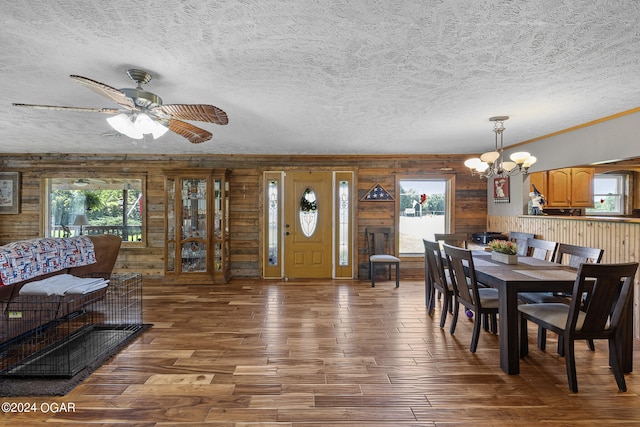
[
  {"x1": 519, "y1": 303, "x2": 589, "y2": 331},
  {"x1": 477, "y1": 287, "x2": 499, "y2": 308},
  {"x1": 370, "y1": 254, "x2": 401, "y2": 262}
]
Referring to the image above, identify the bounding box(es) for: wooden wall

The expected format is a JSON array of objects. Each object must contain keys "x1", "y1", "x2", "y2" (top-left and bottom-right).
[
  {"x1": 0, "y1": 154, "x2": 488, "y2": 281},
  {"x1": 489, "y1": 215, "x2": 640, "y2": 338}
]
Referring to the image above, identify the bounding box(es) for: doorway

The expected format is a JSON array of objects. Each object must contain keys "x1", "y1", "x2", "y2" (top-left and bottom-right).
[{"x1": 263, "y1": 170, "x2": 354, "y2": 279}]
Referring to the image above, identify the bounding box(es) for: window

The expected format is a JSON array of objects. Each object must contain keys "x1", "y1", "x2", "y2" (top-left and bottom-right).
[
  {"x1": 398, "y1": 178, "x2": 451, "y2": 255},
  {"x1": 586, "y1": 174, "x2": 625, "y2": 215},
  {"x1": 45, "y1": 177, "x2": 145, "y2": 245}
]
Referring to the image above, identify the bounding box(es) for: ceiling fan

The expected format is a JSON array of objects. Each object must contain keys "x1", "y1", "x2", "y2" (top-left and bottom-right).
[{"x1": 13, "y1": 68, "x2": 228, "y2": 144}]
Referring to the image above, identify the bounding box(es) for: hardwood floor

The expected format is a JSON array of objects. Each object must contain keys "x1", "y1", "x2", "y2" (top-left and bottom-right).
[{"x1": 5, "y1": 278, "x2": 640, "y2": 425}]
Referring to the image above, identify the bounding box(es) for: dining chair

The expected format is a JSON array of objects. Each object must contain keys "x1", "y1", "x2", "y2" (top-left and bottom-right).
[
  {"x1": 423, "y1": 239, "x2": 454, "y2": 329},
  {"x1": 366, "y1": 227, "x2": 400, "y2": 288},
  {"x1": 520, "y1": 243, "x2": 605, "y2": 352},
  {"x1": 518, "y1": 262, "x2": 639, "y2": 392},
  {"x1": 434, "y1": 233, "x2": 468, "y2": 249},
  {"x1": 443, "y1": 243, "x2": 499, "y2": 352},
  {"x1": 509, "y1": 231, "x2": 534, "y2": 256},
  {"x1": 526, "y1": 237, "x2": 558, "y2": 261}
]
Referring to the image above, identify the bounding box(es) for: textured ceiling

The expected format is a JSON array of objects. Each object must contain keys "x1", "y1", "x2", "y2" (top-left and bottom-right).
[{"x1": 1, "y1": 0, "x2": 640, "y2": 155}]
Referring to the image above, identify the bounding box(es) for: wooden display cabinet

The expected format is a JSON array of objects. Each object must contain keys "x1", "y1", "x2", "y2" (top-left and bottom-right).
[{"x1": 164, "y1": 169, "x2": 231, "y2": 284}]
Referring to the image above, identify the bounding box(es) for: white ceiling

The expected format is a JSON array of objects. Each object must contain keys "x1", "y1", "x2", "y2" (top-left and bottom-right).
[{"x1": 2, "y1": 0, "x2": 640, "y2": 155}]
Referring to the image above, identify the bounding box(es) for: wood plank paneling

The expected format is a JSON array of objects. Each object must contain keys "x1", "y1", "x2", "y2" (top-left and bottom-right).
[{"x1": 0, "y1": 154, "x2": 487, "y2": 282}]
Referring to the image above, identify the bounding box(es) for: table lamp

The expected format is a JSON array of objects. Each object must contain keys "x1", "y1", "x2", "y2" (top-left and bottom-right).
[{"x1": 73, "y1": 214, "x2": 90, "y2": 235}]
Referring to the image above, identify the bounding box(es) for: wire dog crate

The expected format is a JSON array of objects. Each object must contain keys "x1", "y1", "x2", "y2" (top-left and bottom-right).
[{"x1": 0, "y1": 273, "x2": 143, "y2": 378}]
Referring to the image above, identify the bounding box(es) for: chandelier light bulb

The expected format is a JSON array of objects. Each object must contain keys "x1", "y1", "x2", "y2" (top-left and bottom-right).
[
  {"x1": 502, "y1": 161, "x2": 517, "y2": 172},
  {"x1": 464, "y1": 158, "x2": 482, "y2": 169},
  {"x1": 510, "y1": 151, "x2": 532, "y2": 164},
  {"x1": 480, "y1": 151, "x2": 500, "y2": 164}
]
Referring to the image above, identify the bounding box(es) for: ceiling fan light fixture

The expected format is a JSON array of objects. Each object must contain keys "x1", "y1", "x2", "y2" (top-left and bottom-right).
[
  {"x1": 107, "y1": 113, "x2": 143, "y2": 139},
  {"x1": 107, "y1": 112, "x2": 168, "y2": 140}
]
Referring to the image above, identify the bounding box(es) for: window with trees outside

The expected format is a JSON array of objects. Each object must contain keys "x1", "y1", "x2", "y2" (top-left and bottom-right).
[
  {"x1": 45, "y1": 177, "x2": 145, "y2": 245},
  {"x1": 398, "y1": 178, "x2": 450, "y2": 255},
  {"x1": 586, "y1": 174, "x2": 625, "y2": 215}
]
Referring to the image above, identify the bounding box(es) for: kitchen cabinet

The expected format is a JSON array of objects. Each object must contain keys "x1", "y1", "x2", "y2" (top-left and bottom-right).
[
  {"x1": 528, "y1": 171, "x2": 547, "y2": 197},
  {"x1": 545, "y1": 167, "x2": 594, "y2": 208},
  {"x1": 164, "y1": 169, "x2": 231, "y2": 284}
]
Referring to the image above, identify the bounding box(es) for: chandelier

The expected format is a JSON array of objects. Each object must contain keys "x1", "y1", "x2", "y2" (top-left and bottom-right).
[{"x1": 464, "y1": 116, "x2": 536, "y2": 178}]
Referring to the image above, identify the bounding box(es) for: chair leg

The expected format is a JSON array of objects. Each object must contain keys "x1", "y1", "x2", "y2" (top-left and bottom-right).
[
  {"x1": 490, "y1": 314, "x2": 498, "y2": 334},
  {"x1": 395, "y1": 263, "x2": 399, "y2": 288},
  {"x1": 450, "y1": 301, "x2": 459, "y2": 334},
  {"x1": 609, "y1": 338, "x2": 627, "y2": 392},
  {"x1": 586, "y1": 339, "x2": 595, "y2": 351},
  {"x1": 537, "y1": 326, "x2": 547, "y2": 351},
  {"x1": 564, "y1": 335, "x2": 578, "y2": 392},
  {"x1": 370, "y1": 261, "x2": 375, "y2": 287},
  {"x1": 482, "y1": 313, "x2": 489, "y2": 331},
  {"x1": 439, "y1": 291, "x2": 450, "y2": 328},
  {"x1": 470, "y1": 311, "x2": 481, "y2": 353}
]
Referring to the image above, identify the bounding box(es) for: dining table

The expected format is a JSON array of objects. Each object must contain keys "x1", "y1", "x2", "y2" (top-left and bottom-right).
[{"x1": 470, "y1": 252, "x2": 633, "y2": 375}]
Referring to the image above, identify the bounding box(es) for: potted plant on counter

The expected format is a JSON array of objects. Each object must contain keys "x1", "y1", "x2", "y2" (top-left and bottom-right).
[{"x1": 488, "y1": 239, "x2": 518, "y2": 264}]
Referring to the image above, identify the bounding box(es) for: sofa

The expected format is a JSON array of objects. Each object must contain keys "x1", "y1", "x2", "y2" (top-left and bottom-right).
[{"x1": 0, "y1": 234, "x2": 121, "y2": 344}]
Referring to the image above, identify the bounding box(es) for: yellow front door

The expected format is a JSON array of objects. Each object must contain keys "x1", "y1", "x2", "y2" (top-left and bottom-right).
[{"x1": 283, "y1": 171, "x2": 333, "y2": 278}]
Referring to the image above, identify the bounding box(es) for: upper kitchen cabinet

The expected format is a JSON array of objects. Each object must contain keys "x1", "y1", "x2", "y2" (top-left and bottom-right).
[{"x1": 545, "y1": 167, "x2": 594, "y2": 208}]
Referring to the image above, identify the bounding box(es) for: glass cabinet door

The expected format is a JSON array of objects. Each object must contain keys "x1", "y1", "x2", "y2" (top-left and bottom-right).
[
  {"x1": 213, "y1": 179, "x2": 222, "y2": 271},
  {"x1": 166, "y1": 178, "x2": 176, "y2": 272},
  {"x1": 180, "y1": 178, "x2": 208, "y2": 273}
]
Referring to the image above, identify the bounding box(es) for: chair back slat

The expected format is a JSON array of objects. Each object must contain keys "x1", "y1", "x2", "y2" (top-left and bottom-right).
[
  {"x1": 555, "y1": 243, "x2": 604, "y2": 267},
  {"x1": 435, "y1": 233, "x2": 468, "y2": 249},
  {"x1": 367, "y1": 227, "x2": 392, "y2": 256},
  {"x1": 526, "y1": 238, "x2": 558, "y2": 261},
  {"x1": 568, "y1": 262, "x2": 638, "y2": 338},
  {"x1": 509, "y1": 232, "x2": 534, "y2": 256}
]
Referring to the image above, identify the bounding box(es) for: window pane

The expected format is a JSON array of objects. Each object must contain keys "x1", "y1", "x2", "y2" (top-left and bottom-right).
[
  {"x1": 299, "y1": 187, "x2": 318, "y2": 237},
  {"x1": 268, "y1": 180, "x2": 279, "y2": 266},
  {"x1": 586, "y1": 174, "x2": 624, "y2": 215},
  {"x1": 338, "y1": 180, "x2": 349, "y2": 266},
  {"x1": 399, "y1": 180, "x2": 447, "y2": 254},
  {"x1": 47, "y1": 177, "x2": 144, "y2": 242}
]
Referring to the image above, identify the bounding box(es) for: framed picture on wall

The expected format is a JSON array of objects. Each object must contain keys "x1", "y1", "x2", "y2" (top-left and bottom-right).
[
  {"x1": 0, "y1": 172, "x2": 20, "y2": 214},
  {"x1": 493, "y1": 176, "x2": 509, "y2": 204}
]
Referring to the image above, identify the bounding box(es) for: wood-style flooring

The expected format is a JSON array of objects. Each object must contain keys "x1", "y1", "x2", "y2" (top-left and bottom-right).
[{"x1": 4, "y1": 278, "x2": 640, "y2": 425}]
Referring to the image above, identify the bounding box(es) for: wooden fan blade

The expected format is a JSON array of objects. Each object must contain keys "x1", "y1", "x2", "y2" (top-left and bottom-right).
[
  {"x1": 70, "y1": 75, "x2": 137, "y2": 110},
  {"x1": 156, "y1": 104, "x2": 228, "y2": 125},
  {"x1": 12, "y1": 103, "x2": 120, "y2": 114},
  {"x1": 168, "y1": 119, "x2": 213, "y2": 144}
]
